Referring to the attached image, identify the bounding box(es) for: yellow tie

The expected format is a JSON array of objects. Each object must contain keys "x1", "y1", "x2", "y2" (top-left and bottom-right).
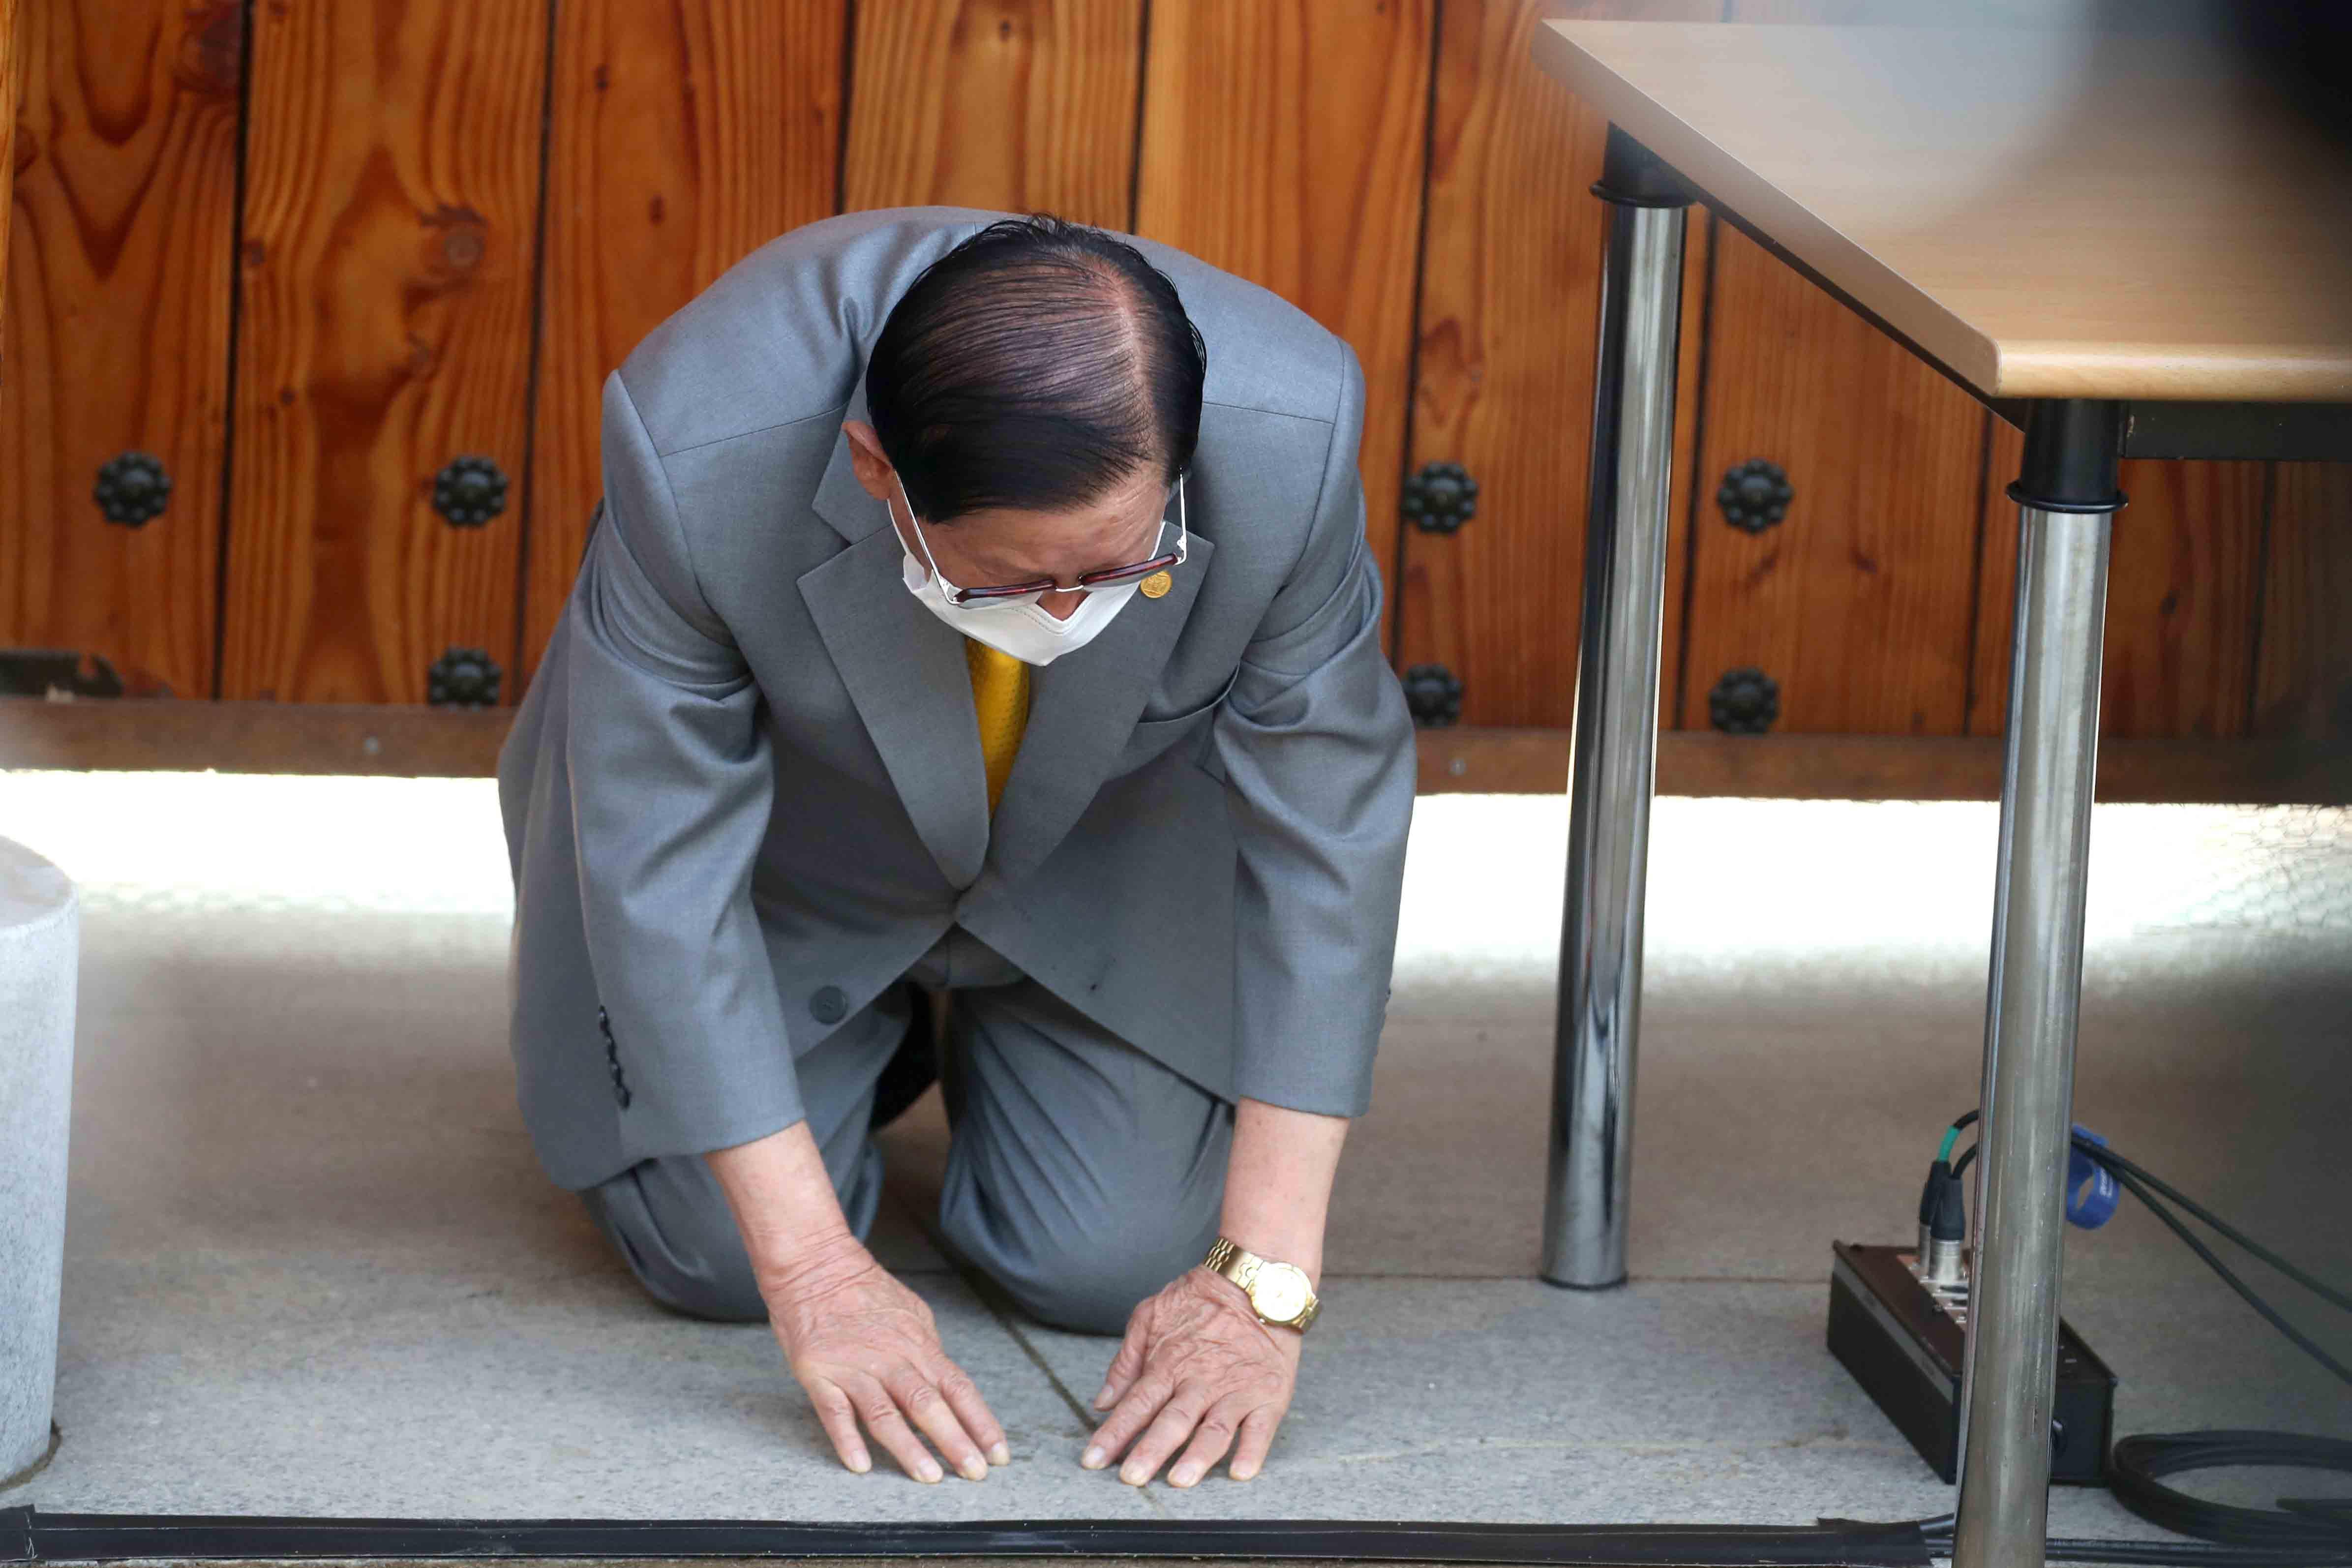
[{"x1": 964, "y1": 638, "x2": 1031, "y2": 816}]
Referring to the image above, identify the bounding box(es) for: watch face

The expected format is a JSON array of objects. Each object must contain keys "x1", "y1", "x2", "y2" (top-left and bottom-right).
[{"x1": 1251, "y1": 1262, "x2": 1312, "y2": 1322}]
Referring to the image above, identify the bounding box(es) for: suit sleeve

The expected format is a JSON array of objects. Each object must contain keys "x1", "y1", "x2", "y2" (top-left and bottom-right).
[
  {"x1": 1207, "y1": 337, "x2": 1417, "y2": 1119},
  {"x1": 564, "y1": 369, "x2": 804, "y2": 1161}
]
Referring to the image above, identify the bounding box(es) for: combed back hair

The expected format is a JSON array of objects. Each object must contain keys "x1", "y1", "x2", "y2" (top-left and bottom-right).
[{"x1": 864, "y1": 214, "x2": 1209, "y2": 523}]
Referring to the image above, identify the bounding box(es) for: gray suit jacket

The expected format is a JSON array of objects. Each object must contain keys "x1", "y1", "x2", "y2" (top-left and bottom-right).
[{"x1": 497, "y1": 206, "x2": 1415, "y2": 1192}]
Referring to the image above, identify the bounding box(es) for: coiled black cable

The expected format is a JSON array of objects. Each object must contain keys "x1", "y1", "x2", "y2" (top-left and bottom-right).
[{"x1": 2107, "y1": 1431, "x2": 2352, "y2": 1556}]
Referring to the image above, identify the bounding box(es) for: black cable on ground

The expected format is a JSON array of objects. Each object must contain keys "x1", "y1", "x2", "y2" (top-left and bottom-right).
[
  {"x1": 2083, "y1": 1152, "x2": 2352, "y2": 1388},
  {"x1": 2042, "y1": 1542, "x2": 2348, "y2": 1568},
  {"x1": 2077, "y1": 1143, "x2": 2352, "y2": 1317}
]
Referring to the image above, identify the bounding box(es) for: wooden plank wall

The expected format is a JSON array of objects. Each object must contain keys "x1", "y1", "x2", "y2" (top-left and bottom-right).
[
  {"x1": 1396, "y1": 0, "x2": 1715, "y2": 726},
  {"x1": 2, "y1": 0, "x2": 242, "y2": 699},
  {"x1": 1134, "y1": 0, "x2": 1433, "y2": 625},
  {"x1": 0, "y1": 0, "x2": 17, "y2": 399},
  {"x1": 1668, "y1": 220, "x2": 1990, "y2": 735},
  {"x1": 217, "y1": 0, "x2": 550, "y2": 704},
  {"x1": 2256, "y1": 464, "x2": 2352, "y2": 745},
  {"x1": 2, "y1": 0, "x2": 2348, "y2": 778},
  {"x1": 524, "y1": 0, "x2": 844, "y2": 685},
  {"x1": 841, "y1": 0, "x2": 1139, "y2": 226}
]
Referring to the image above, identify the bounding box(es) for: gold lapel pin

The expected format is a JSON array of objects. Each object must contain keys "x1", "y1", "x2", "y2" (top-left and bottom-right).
[{"x1": 1140, "y1": 570, "x2": 1173, "y2": 600}]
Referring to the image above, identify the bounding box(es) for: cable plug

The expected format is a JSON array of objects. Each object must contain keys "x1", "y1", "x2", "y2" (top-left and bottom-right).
[{"x1": 1917, "y1": 1158, "x2": 1968, "y2": 1286}]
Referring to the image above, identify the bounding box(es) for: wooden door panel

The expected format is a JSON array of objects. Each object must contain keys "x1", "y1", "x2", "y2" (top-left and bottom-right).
[
  {"x1": 1132, "y1": 0, "x2": 1435, "y2": 636},
  {"x1": 219, "y1": 0, "x2": 550, "y2": 704},
  {"x1": 2252, "y1": 462, "x2": 2352, "y2": 745},
  {"x1": 1676, "y1": 222, "x2": 1988, "y2": 735},
  {"x1": 522, "y1": 0, "x2": 845, "y2": 689},
  {"x1": 2, "y1": 0, "x2": 241, "y2": 698},
  {"x1": 1395, "y1": 0, "x2": 1716, "y2": 728},
  {"x1": 1970, "y1": 423, "x2": 2266, "y2": 740},
  {"x1": 842, "y1": 0, "x2": 1141, "y2": 227}
]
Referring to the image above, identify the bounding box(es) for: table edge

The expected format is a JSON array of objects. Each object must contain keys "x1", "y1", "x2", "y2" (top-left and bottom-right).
[{"x1": 1530, "y1": 20, "x2": 2352, "y2": 404}]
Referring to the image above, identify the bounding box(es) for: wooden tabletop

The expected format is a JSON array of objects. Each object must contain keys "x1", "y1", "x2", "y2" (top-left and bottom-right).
[{"x1": 1533, "y1": 22, "x2": 2352, "y2": 402}]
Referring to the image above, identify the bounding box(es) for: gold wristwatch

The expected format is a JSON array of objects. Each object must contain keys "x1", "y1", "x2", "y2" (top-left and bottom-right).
[{"x1": 1203, "y1": 1237, "x2": 1321, "y2": 1331}]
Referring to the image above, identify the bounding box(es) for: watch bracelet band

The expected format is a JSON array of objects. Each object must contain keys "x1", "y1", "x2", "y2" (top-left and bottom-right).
[{"x1": 1203, "y1": 1235, "x2": 1319, "y2": 1329}]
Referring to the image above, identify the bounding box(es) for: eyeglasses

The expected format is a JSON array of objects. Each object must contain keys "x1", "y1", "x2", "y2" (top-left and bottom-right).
[{"x1": 895, "y1": 471, "x2": 1189, "y2": 608}]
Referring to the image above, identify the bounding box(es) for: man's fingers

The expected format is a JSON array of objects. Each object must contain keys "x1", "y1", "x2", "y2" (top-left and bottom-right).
[
  {"x1": 1227, "y1": 1405, "x2": 1281, "y2": 1481},
  {"x1": 1166, "y1": 1397, "x2": 1248, "y2": 1488},
  {"x1": 934, "y1": 1360, "x2": 1011, "y2": 1467},
  {"x1": 887, "y1": 1366, "x2": 989, "y2": 1481},
  {"x1": 1081, "y1": 1374, "x2": 1173, "y2": 1470},
  {"x1": 806, "y1": 1377, "x2": 873, "y2": 1474},
  {"x1": 1116, "y1": 1382, "x2": 1213, "y2": 1486},
  {"x1": 1093, "y1": 1308, "x2": 1151, "y2": 1410},
  {"x1": 847, "y1": 1374, "x2": 945, "y2": 1484}
]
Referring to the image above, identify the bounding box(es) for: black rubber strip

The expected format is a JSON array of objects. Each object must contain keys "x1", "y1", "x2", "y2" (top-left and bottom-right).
[
  {"x1": 1589, "y1": 182, "x2": 1692, "y2": 209},
  {"x1": 2004, "y1": 481, "x2": 2131, "y2": 516},
  {"x1": 1594, "y1": 124, "x2": 1693, "y2": 209},
  {"x1": 2, "y1": 1506, "x2": 1931, "y2": 1566}
]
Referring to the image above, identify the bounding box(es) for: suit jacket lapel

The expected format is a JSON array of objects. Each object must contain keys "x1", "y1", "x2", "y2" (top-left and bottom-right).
[
  {"x1": 798, "y1": 527, "x2": 993, "y2": 890},
  {"x1": 984, "y1": 532, "x2": 1216, "y2": 888}
]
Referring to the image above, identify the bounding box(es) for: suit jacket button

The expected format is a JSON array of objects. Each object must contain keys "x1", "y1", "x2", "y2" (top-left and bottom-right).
[{"x1": 810, "y1": 986, "x2": 848, "y2": 1024}]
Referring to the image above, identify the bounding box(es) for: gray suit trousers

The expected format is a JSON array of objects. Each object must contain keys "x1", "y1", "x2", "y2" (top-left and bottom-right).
[{"x1": 578, "y1": 926, "x2": 1234, "y2": 1335}]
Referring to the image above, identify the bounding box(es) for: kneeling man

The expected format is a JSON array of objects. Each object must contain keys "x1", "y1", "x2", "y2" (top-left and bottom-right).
[{"x1": 498, "y1": 206, "x2": 1414, "y2": 1491}]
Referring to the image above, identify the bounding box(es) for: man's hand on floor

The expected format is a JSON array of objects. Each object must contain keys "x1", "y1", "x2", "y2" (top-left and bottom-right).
[
  {"x1": 1082, "y1": 1264, "x2": 1300, "y2": 1486},
  {"x1": 761, "y1": 1235, "x2": 1010, "y2": 1483}
]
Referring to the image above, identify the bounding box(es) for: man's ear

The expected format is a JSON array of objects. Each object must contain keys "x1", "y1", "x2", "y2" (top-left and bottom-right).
[{"x1": 841, "y1": 420, "x2": 895, "y2": 504}]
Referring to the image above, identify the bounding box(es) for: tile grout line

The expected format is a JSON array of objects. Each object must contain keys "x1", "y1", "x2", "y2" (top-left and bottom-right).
[
  {"x1": 885, "y1": 1184, "x2": 1173, "y2": 1517},
  {"x1": 879, "y1": 1197, "x2": 1082, "y2": 1415},
  {"x1": 996, "y1": 1312, "x2": 1176, "y2": 1518}
]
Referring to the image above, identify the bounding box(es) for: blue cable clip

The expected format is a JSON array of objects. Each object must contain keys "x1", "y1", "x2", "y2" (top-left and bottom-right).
[{"x1": 2066, "y1": 1125, "x2": 2119, "y2": 1229}]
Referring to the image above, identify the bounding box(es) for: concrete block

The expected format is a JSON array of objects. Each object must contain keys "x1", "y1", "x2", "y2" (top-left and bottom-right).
[{"x1": 0, "y1": 837, "x2": 78, "y2": 1483}]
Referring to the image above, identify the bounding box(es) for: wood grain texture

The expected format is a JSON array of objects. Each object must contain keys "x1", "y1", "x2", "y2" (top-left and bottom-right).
[
  {"x1": 219, "y1": 0, "x2": 549, "y2": 703},
  {"x1": 1533, "y1": 22, "x2": 2352, "y2": 399},
  {"x1": 0, "y1": 0, "x2": 16, "y2": 334},
  {"x1": 1675, "y1": 222, "x2": 1988, "y2": 734},
  {"x1": 1, "y1": 0, "x2": 241, "y2": 698},
  {"x1": 1394, "y1": 0, "x2": 1716, "y2": 728},
  {"x1": 2251, "y1": 462, "x2": 2352, "y2": 745},
  {"x1": 1132, "y1": 0, "x2": 1434, "y2": 640},
  {"x1": 0, "y1": 694, "x2": 512, "y2": 777},
  {"x1": 1970, "y1": 423, "x2": 2266, "y2": 740},
  {"x1": 841, "y1": 0, "x2": 1139, "y2": 225},
  {"x1": 523, "y1": 0, "x2": 844, "y2": 689}
]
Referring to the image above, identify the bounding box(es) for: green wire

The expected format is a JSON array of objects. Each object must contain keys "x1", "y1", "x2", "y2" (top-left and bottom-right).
[{"x1": 1937, "y1": 1109, "x2": 1981, "y2": 1164}]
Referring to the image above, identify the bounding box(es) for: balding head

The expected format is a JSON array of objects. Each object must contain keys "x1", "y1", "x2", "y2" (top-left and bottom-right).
[{"x1": 863, "y1": 215, "x2": 1208, "y2": 525}]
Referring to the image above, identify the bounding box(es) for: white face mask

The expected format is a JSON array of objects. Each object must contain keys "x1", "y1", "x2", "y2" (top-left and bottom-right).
[
  {"x1": 899, "y1": 548, "x2": 1140, "y2": 667},
  {"x1": 889, "y1": 474, "x2": 1151, "y2": 667}
]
